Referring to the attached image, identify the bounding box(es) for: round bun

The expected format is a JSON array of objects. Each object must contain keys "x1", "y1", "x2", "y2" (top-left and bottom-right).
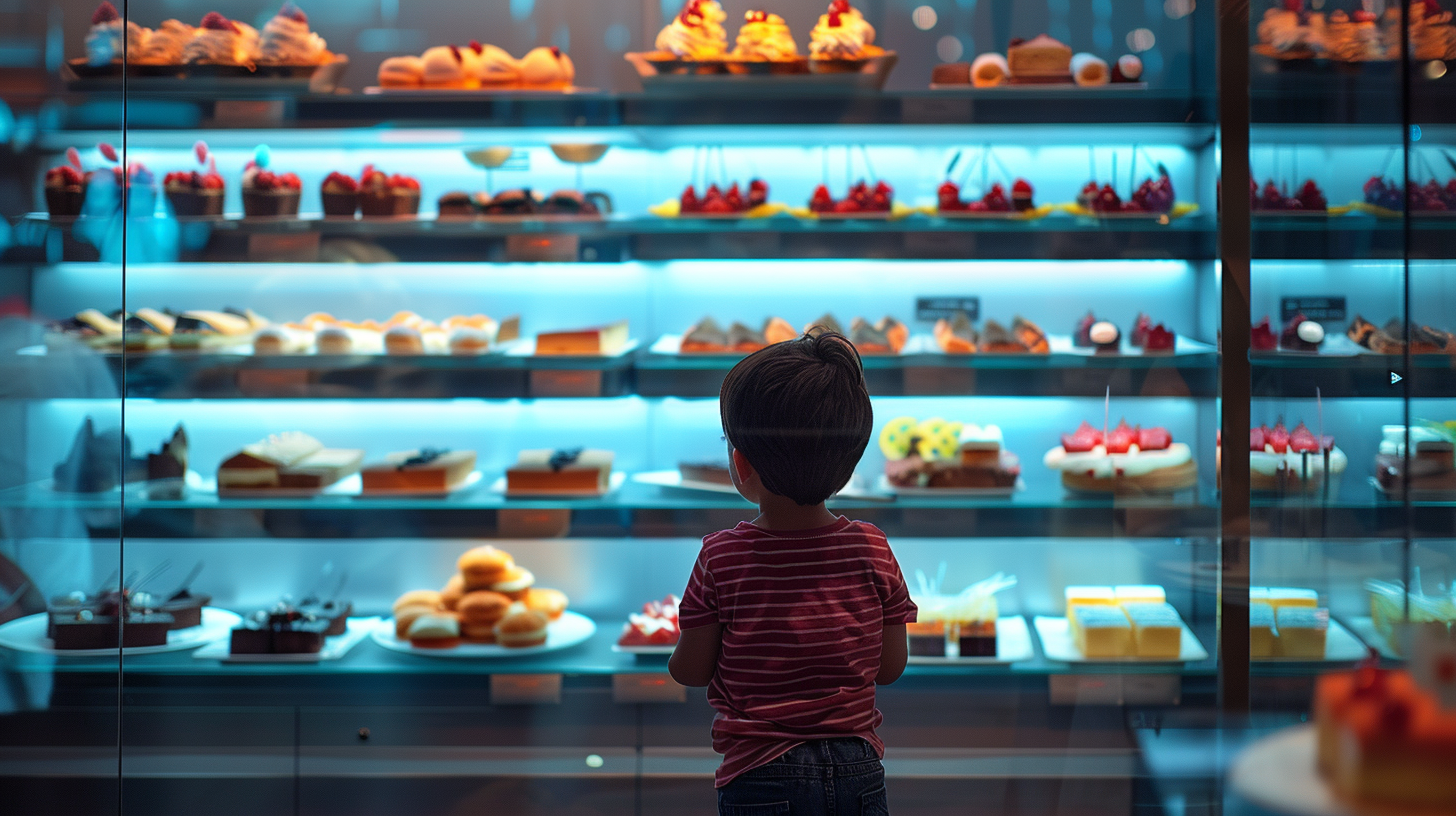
[
  {"x1": 460, "y1": 622, "x2": 498, "y2": 643},
  {"x1": 457, "y1": 590, "x2": 512, "y2": 625},
  {"x1": 407, "y1": 612, "x2": 461, "y2": 648},
  {"x1": 489, "y1": 565, "x2": 535, "y2": 600},
  {"x1": 494, "y1": 605, "x2": 549, "y2": 648},
  {"x1": 440, "y1": 574, "x2": 466, "y2": 610},
  {"x1": 394, "y1": 604, "x2": 437, "y2": 638},
  {"x1": 392, "y1": 589, "x2": 442, "y2": 614},
  {"x1": 458, "y1": 545, "x2": 514, "y2": 588},
  {"x1": 524, "y1": 587, "x2": 568, "y2": 620}
]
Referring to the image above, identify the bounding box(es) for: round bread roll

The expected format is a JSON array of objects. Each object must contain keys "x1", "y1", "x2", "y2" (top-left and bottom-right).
[
  {"x1": 253, "y1": 327, "x2": 287, "y2": 355},
  {"x1": 394, "y1": 604, "x2": 436, "y2": 639},
  {"x1": 1071, "y1": 53, "x2": 1110, "y2": 86},
  {"x1": 384, "y1": 325, "x2": 424, "y2": 355},
  {"x1": 458, "y1": 545, "x2": 514, "y2": 588},
  {"x1": 494, "y1": 604, "x2": 549, "y2": 648},
  {"x1": 315, "y1": 326, "x2": 353, "y2": 354},
  {"x1": 440, "y1": 574, "x2": 466, "y2": 610},
  {"x1": 407, "y1": 612, "x2": 461, "y2": 648},
  {"x1": 489, "y1": 566, "x2": 535, "y2": 600},
  {"x1": 524, "y1": 587, "x2": 568, "y2": 621},
  {"x1": 392, "y1": 589, "x2": 442, "y2": 615},
  {"x1": 458, "y1": 590, "x2": 512, "y2": 626}
]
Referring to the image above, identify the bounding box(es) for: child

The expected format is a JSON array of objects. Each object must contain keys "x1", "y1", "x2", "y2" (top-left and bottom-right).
[{"x1": 669, "y1": 330, "x2": 915, "y2": 816}]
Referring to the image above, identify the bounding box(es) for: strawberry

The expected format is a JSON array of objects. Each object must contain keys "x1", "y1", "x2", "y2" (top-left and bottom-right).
[
  {"x1": 200, "y1": 12, "x2": 237, "y2": 32},
  {"x1": 1289, "y1": 421, "x2": 1319, "y2": 453},
  {"x1": 1267, "y1": 421, "x2": 1290, "y2": 454},
  {"x1": 679, "y1": 185, "x2": 700, "y2": 213},
  {"x1": 1251, "y1": 317, "x2": 1277, "y2": 350},
  {"x1": 1137, "y1": 426, "x2": 1172, "y2": 451},
  {"x1": 747, "y1": 178, "x2": 768, "y2": 207},
  {"x1": 832, "y1": 197, "x2": 861, "y2": 213},
  {"x1": 1250, "y1": 425, "x2": 1267, "y2": 451},
  {"x1": 1106, "y1": 419, "x2": 1138, "y2": 454},
  {"x1": 725, "y1": 181, "x2": 743, "y2": 211},
  {"x1": 1061, "y1": 421, "x2": 1104, "y2": 453},
  {"x1": 98, "y1": 142, "x2": 118, "y2": 163},
  {"x1": 810, "y1": 184, "x2": 833, "y2": 212},
  {"x1": 938, "y1": 180, "x2": 963, "y2": 210},
  {"x1": 280, "y1": 2, "x2": 308, "y2": 23}
]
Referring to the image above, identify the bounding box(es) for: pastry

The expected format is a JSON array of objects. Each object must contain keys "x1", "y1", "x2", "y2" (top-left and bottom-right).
[
  {"x1": 1374, "y1": 422, "x2": 1456, "y2": 496},
  {"x1": 134, "y1": 19, "x2": 194, "y2": 64},
  {"x1": 321, "y1": 172, "x2": 358, "y2": 217},
  {"x1": 359, "y1": 166, "x2": 421, "y2": 216},
  {"x1": 1274, "y1": 606, "x2": 1329, "y2": 658},
  {"x1": 1114, "y1": 54, "x2": 1143, "y2": 81},
  {"x1": 183, "y1": 12, "x2": 253, "y2": 66},
  {"x1": 216, "y1": 432, "x2": 363, "y2": 492},
  {"x1": 536, "y1": 321, "x2": 630, "y2": 355},
  {"x1": 392, "y1": 589, "x2": 442, "y2": 615},
  {"x1": 257, "y1": 2, "x2": 331, "y2": 65},
  {"x1": 230, "y1": 603, "x2": 330, "y2": 654},
  {"x1": 361, "y1": 449, "x2": 476, "y2": 493},
  {"x1": 437, "y1": 191, "x2": 473, "y2": 217},
  {"x1": 456, "y1": 590, "x2": 512, "y2": 642},
  {"x1": 458, "y1": 545, "x2": 515, "y2": 588},
  {"x1": 488, "y1": 566, "x2": 535, "y2": 601},
  {"x1": 1044, "y1": 420, "x2": 1197, "y2": 494},
  {"x1": 384, "y1": 325, "x2": 424, "y2": 354},
  {"x1": 809, "y1": 0, "x2": 879, "y2": 67},
  {"x1": 393, "y1": 604, "x2": 434, "y2": 639},
  {"x1": 506, "y1": 448, "x2": 614, "y2": 494},
  {"x1": 655, "y1": 0, "x2": 729, "y2": 60},
  {"x1": 524, "y1": 588, "x2": 568, "y2": 621},
  {"x1": 970, "y1": 52, "x2": 1008, "y2": 86},
  {"x1": 84, "y1": 1, "x2": 148, "y2": 66},
  {"x1": 518, "y1": 46, "x2": 575, "y2": 88},
  {"x1": 141, "y1": 424, "x2": 188, "y2": 499},
  {"x1": 1007, "y1": 34, "x2": 1072, "y2": 82},
  {"x1": 169, "y1": 309, "x2": 257, "y2": 349},
  {"x1": 540, "y1": 189, "x2": 600, "y2": 215},
  {"x1": 977, "y1": 320, "x2": 1025, "y2": 353},
  {"x1": 731, "y1": 10, "x2": 801, "y2": 68},
  {"x1": 47, "y1": 308, "x2": 124, "y2": 350},
  {"x1": 681, "y1": 315, "x2": 794, "y2": 352},
  {"x1": 407, "y1": 613, "x2": 462, "y2": 649},
  {"x1": 618, "y1": 595, "x2": 682, "y2": 647},
  {"x1": 494, "y1": 604, "x2": 549, "y2": 648},
  {"x1": 378, "y1": 55, "x2": 425, "y2": 87},
  {"x1": 1121, "y1": 602, "x2": 1182, "y2": 658},
  {"x1": 879, "y1": 417, "x2": 1020, "y2": 490},
  {"x1": 1315, "y1": 661, "x2": 1456, "y2": 808},
  {"x1": 53, "y1": 417, "x2": 127, "y2": 493},
  {"x1": 421, "y1": 45, "x2": 470, "y2": 88},
  {"x1": 241, "y1": 157, "x2": 302, "y2": 217},
  {"x1": 469, "y1": 41, "x2": 519, "y2": 86},
  {"x1": 1012, "y1": 316, "x2": 1049, "y2": 353},
  {"x1": 849, "y1": 316, "x2": 908, "y2": 354},
  {"x1": 1070, "y1": 53, "x2": 1109, "y2": 86},
  {"x1": 933, "y1": 311, "x2": 976, "y2": 353}
]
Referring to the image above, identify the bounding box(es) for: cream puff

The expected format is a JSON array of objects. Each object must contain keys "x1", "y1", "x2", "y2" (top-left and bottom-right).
[
  {"x1": 488, "y1": 566, "x2": 535, "y2": 601},
  {"x1": 378, "y1": 55, "x2": 425, "y2": 87},
  {"x1": 421, "y1": 45, "x2": 470, "y2": 88},
  {"x1": 494, "y1": 604, "x2": 549, "y2": 648},
  {"x1": 519, "y1": 46, "x2": 574, "y2": 89},
  {"x1": 458, "y1": 545, "x2": 515, "y2": 588},
  {"x1": 457, "y1": 590, "x2": 513, "y2": 642},
  {"x1": 407, "y1": 613, "x2": 461, "y2": 648},
  {"x1": 524, "y1": 587, "x2": 568, "y2": 621}
]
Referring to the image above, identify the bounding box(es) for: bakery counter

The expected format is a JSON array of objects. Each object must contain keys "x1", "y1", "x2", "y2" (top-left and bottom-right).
[
  {"x1": 0, "y1": 478, "x2": 1221, "y2": 540},
  {"x1": 1252, "y1": 351, "x2": 1456, "y2": 398},
  {"x1": 51, "y1": 89, "x2": 1216, "y2": 132},
  {"x1": 14, "y1": 212, "x2": 1221, "y2": 263}
]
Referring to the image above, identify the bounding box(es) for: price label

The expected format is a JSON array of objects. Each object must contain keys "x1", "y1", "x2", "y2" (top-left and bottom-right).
[
  {"x1": 490, "y1": 674, "x2": 562, "y2": 705},
  {"x1": 915, "y1": 296, "x2": 980, "y2": 322},
  {"x1": 1280, "y1": 296, "x2": 1346, "y2": 323}
]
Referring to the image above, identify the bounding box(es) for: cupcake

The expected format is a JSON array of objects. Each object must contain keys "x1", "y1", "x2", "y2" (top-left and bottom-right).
[
  {"x1": 437, "y1": 191, "x2": 474, "y2": 218},
  {"x1": 730, "y1": 10, "x2": 804, "y2": 73},
  {"x1": 164, "y1": 141, "x2": 224, "y2": 217},
  {"x1": 241, "y1": 149, "x2": 301, "y2": 217},
  {"x1": 85, "y1": 1, "x2": 149, "y2": 67},
  {"x1": 654, "y1": 0, "x2": 729, "y2": 62},
  {"x1": 359, "y1": 166, "x2": 421, "y2": 216},
  {"x1": 320, "y1": 172, "x2": 358, "y2": 217},
  {"x1": 183, "y1": 12, "x2": 253, "y2": 65},
  {"x1": 257, "y1": 2, "x2": 331, "y2": 66},
  {"x1": 134, "y1": 19, "x2": 194, "y2": 65},
  {"x1": 809, "y1": 0, "x2": 881, "y2": 71},
  {"x1": 45, "y1": 163, "x2": 86, "y2": 218}
]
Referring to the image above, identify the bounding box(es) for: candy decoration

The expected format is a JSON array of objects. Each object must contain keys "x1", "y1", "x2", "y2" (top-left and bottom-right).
[
  {"x1": 916, "y1": 419, "x2": 962, "y2": 461},
  {"x1": 878, "y1": 416, "x2": 919, "y2": 460},
  {"x1": 253, "y1": 144, "x2": 271, "y2": 169},
  {"x1": 98, "y1": 143, "x2": 118, "y2": 163},
  {"x1": 66, "y1": 147, "x2": 82, "y2": 171},
  {"x1": 194, "y1": 140, "x2": 209, "y2": 165}
]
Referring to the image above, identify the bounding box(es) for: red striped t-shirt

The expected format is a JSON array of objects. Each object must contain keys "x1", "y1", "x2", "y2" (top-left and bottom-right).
[{"x1": 678, "y1": 516, "x2": 916, "y2": 787}]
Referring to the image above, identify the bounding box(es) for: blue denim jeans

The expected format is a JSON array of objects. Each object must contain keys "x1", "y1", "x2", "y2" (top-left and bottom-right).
[{"x1": 717, "y1": 738, "x2": 889, "y2": 816}]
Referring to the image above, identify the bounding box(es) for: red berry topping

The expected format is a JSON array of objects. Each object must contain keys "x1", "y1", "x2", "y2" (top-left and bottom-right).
[
  {"x1": 1250, "y1": 425, "x2": 1267, "y2": 451},
  {"x1": 827, "y1": 10, "x2": 843, "y2": 26},
  {"x1": 1251, "y1": 316, "x2": 1277, "y2": 351},
  {"x1": 323, "y1": 171, "x2": 357, "y2": 192},
  {"x1": 99, "y1": 142, "x2": 118, "y2": 163},
  {"x1": 746, "y1": 10, "x2": 768, "y2": 22},
  {"x1": 200, "y1": 12, "x2": 237, "y2": 32},
  {"x1": 1282, "y1": 0, "x2": 1302, "y2": 10},
  {"x1": 1289, "y1": 421, "x2": 1319, "y2": 453},
  {"x1": 679, "y1": 185, "x2": 700, "y2": 213},
  {"x1": 47, "y1": 165, "x2": 84, "y2": 185},
  {"x1": 550, "y1": 46, "x2": 561, "y2": 58},
  {"x1": 1012, "y1": 178, "x2": 1033, "y2": 195},
  {"x1": 1137, "y1": 427, "x2": 1172, "y2": 451},
  {"x1": 279, "y1": 2, "x2": 307, "y2": 23},
  {"x1": 1061, "y1": 421, "x2": 1104, "y2": 453},
  {"x1": 279, "y1": 172, "x2": 302, "y2": 190},
  {"x1": 1352, "y1": 9, "x2": 1377, "y2": 22},
  {"x1": 829, "y1": 0, "x2": 851, "y2": 13},
  {"x1": 449, "y1": 45, "x2": 462, "y2": 64},
  {"x1": 1144, "y1": 323, "x2": 1175, "y2": 351},
  {"x1": 469, "y1": 40, "x2": 484, "y2": 54},
  {"x1": 91, "y1": 1, "x2": 120, "y2": 25},
  {"x1": 1266, "y1": 421, "x2": 1290, "y2": 454},
  {"x1": 1105, "y1": 420, "x2": 1137, "y2": 454},
  {"x1": 388, "y1": 174, "x2": 420, "y2": 191}
]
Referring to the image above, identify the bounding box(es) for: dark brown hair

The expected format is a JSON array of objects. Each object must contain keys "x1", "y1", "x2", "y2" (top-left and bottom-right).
[{"x1": 720, "y1": 331, "x2": 872, "y2": 505}]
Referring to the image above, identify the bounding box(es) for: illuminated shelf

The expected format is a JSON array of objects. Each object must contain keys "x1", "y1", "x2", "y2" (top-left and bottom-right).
[{"x1": 1251, "y1": 352, "x2": 1456, "y2": 398}]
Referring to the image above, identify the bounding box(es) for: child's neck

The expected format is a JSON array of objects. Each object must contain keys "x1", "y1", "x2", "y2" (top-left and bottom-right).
[{"x1": 752, "y1": 494, "x2": 839, "y2": 531}]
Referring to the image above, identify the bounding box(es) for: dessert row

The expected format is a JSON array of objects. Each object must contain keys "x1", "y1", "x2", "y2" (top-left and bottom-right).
[
  {"x1": 1256, "y1": 0, "x2": 1456, "y2": 62},
  {"x1": 46, "y1": 308, "x2": 1186, "y2": 358},
  {"x1": 78, "y1": 2, "x2": 335, "y2": 69},
  {"x1": 1251, "y1": 312, "x2": 1456, "y2": 356}
]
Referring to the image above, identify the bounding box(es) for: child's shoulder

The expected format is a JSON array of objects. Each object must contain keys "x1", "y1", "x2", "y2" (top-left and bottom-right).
[{"x1": 701, "y1": 519, "x2": 890, "y2": 550}]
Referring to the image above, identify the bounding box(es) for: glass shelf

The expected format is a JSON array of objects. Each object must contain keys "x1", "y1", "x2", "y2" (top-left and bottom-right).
[
  {"x1": 1251, "y1": 352, "x2": 1456, "y2": 398},
  {"x1": 1251, "y1": 66, "x2": 1456, "y2": 125}
]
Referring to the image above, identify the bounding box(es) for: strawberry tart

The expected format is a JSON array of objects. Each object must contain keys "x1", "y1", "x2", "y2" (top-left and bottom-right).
[
  {"x1": 617, "y1": 594, "x2": 681, "y2": 649},
  {"x1": 1218, "y1": 421, "x2": 1346, "y2": 494},
  {"x1": 1044, "y1": 420, "x2": 1196, "y2": 494}
]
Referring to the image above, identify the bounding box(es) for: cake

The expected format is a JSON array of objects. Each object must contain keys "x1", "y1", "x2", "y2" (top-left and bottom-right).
[
  {"x1": 536, "y1": 321, "x2": 629, "y2": 355},
  {"x1": 1366, "y1": 578, "x2": 1454, "y2": 657},
  {"x1": 678, "y1": 179, "x2": 770, "y2": 215},
  {"x1": 655, "y1": 0, "x2": 729, "y2": 61},
  {"x1": 1070, "y1": 606, "x2": 1132, "y2": 658},
  {"x1": 1279, "y1": 313, "x2": 1326, "y2": 351},
  {"x1": 47, "y1": 308, "x2": 124, "y2": 350},
  {"x1": 1121, "y1": 602, "x2": 1182, "y2": 659},
  {"x1": 141, "y1": 424, "x2": 188, "y2": 499},
  {"x1": 945, "y1": 592, "x2": 998, "y2": 657},
  {"x1": 256, "y1": 3, "x2": 331, "y2": 66},
  {"x1": 518, "y1": 46, "x2": 575, "y2": 88},
  {"x1": 879, "y1": 417, "x2": 1020, "y2": 490},
  {"x1": 361, "y1": 448, "x2": 476, "y2": 493},
  {"x1": 467, "y1": 41, "x2": 519, "y2": 86},
  {"x1": 163, "y1": 163, "x2": 225, "y2": 217},
  {"x1": 1274, "y1": 606, "x2": 1329, "y2": 658},
  {"x1": 321, "y1": 172, "x2": 358, "y2": 216},
  {"x1": 932, "y1": 311, "x2": 976, "y2": 353},
  {"x1": 617, "y1": 594, "x2": 682, "y2": 647},
  {"x1": 1374, "y1": 422, "x2": 1456, "y2": 497},
  {"x1": 1070, "y1": 53, "x2": 1109, "y2": 86},
  {"x1": 1229, "y1": 421, "x2": 1347, "y2": 494},
  {"x1": 1044, "y1": 420, "x2": 1196, "y2": 494},
  {"x1": 216, "y1": 432, "x2": 363, "y2": 492},
  {"x1": 52, "y1": 610, "x2": 173, "y2": 649},
  {"x1": 230, "y1": 603, "x2": 330, "y2": 654},
  {"x1": 421, "y1": 45, "x2": 469, "y2": 88},
  {"x1": 1314, "y1": 660, "x2": 1456, "y2": 808},
  {"x1": 1064, "y1": 584, "x2": 1183, "y2": 659},
  {"x1": 506, "y1": 448, "x2": 614, "y2": 494},
  {"x1": 808, "y1": 0, "x2": 879, "y2": 68},
  {"x1": 849, "y1": 316, "x2": 908, "y2": 354},
  {"x1": 134, "y1": 19, "x2": 194, "y2": 64},
  {"x1": 1251, "y1": 602, "x2": 1277, "y2": 658},
  {"x1": 1007, "y1": 34, "x2": 1072, "y2": 82},
  {"x1": 182, "y1": 12, "x2": 255, "y2": 66},
  {"x1": 241, "y1": 148, "x2": 302, "y2": 217},
  {"x1": 680, "y1": 316, "x2": 796, "y2": 352},
  {"x1": 359, "y1": 166, "x2": 421, "y2": 216}
]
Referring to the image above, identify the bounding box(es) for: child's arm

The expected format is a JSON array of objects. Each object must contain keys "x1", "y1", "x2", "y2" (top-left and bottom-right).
[
  {"x1": 668, "y1": 623, "x2": 721, "y2": 687},
  {"x1": 876, "y1": 624, "x2": 907, "y2": 684}
]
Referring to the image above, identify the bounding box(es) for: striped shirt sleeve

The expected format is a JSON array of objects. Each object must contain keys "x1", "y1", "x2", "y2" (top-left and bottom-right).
[
  {"x1": 873, "y1": 540, "x2": 916, "y2": 625},
  {"x1": 678, "y1": 542, "x2": 719, "y2": 630}
]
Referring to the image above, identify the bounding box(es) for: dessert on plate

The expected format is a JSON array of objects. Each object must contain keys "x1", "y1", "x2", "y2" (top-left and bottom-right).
[
  {"x1": 1373, "y1": 421, "x2": 1456, "y2": 497},
  {"x1": 1217, "y1": 420, "x2": 1346, "y2": 494},
  {"x1": 361, "y1": 448, "x2": 476, "y2": 494},
  {"x1": 938, "y1": 178, "x2": 1035, "y2": 214},
  {"x1": 679, "y1": 462, "x2": 733, "y2": 485},
  {"x1": 536, "y1": 321, "x2": 630, "y2": 355},
  {"x1": 678, "y1": 180, "x2": 770, "y2": 215},
  {"x1": 1064, "y1": 584, "x2": 1182, "y2": 659},
  {"x1": 1347, "y1": 315, "x2": 1455, "y2": 355},
  {"x1": 1044, "y1": 419, "x2": 1196, "y2": 494},
  {"x1": 388, "y1": 545, "x2": 569, "y2": 649},
  {"x1": 1007, "y1": 34, "x2": 1072, "y2": 83},
  {"x1": 680, "y1": 316, "x2": 796, "y2": 352},
  {"x1": 506, "y1": 448, "x2": 614, "y2": 495},
  {"x1": 1251, "y1": 177, "x2": 1328, "y2": 212},
  {"x1": 230, "y1": 602, "x2": 331, "y2": 655},
  {"x1": 164, "y1": 141, "x2": 225, "y2": 217},
  {"x1": 730, "y1": 10, "x2": 805, "y2": 72},
  {"x1": 879, "y1": 416, "x2": 1021, "y2": 490},
  {"x1": 808, "y1": 0, "x2": 881, "y2": 71},
  {"x1": 216, "y1": 432, "x2": 363, "y2": 493},
  {"x1": 617, "y1": 594, "x2": 682, "y2": 648},
  {"x1": 133, "y1": 18, "x2": 194, "y2": 65},
  {"x1": 256, "y1": 3, "x2": 332, "y2": 66},
  {"x1": 653, "y1": 0, "x2": 730, "y2": 63},
  {"x1": 809, "y1": 178, "x2": 893, "y2": 214}
]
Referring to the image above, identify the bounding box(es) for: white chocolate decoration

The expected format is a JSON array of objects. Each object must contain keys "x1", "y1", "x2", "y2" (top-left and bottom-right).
[
  {"x1": 1117, "y1": 54, "x2": 1143, "y2": 80},
  {"x1": 1043, "y1": 442, "x2": 1192, "y2": 479},
  {"x1": 971, "y1": 53, "x2": 1009, "y2": 87},
  {"x1": 1071, "y1": 53, "x2": 1109, "y2": 86},
  {"x1": 1089, "y1": 321, "x2": 1119, "y2": 345},
  {"x1": 1296, "y1": 320, "x2": 1325, "y2": 344}
]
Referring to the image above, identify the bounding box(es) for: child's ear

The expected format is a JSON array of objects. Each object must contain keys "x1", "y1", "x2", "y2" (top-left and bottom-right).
[{"x1": 730, "y1": 448, "x2": 755, "y2": 483}]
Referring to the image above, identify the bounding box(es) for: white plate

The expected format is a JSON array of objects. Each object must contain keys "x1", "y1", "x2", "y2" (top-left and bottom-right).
[
  {"x1": 876, "y1": 474, "x2": 1023, "y2": 498},
  {"x1": 193, "y1": 616, "x2": 379, "y2": 663},
  {"x1": 492, "y1": 470, "x2": 627, "y2": 499},
  {"x1": 357, "y1": 470, "x2": 484, "y2": 499},
  {"x1": 1346, "y1": 616, "x2": 1400, "y2": 659},
  {"x1": 213, "y1": 472, "x2": 364, "y2": 499},
  {"x1": 1033, "y1": 615, "x2": 1209, "y2": 663},
  {"x1": 612, "y1": 642, "x2": 677, "y2": 655},
  {"x1": 632, "y1": 469, "x2": 743, "y2": 496},
  {"x1": 906, "y1": 615, "x2": 1035, "y2": 665},
  {"x1": 371, "y1": 611, "x2": 596, "y2": 658},
  {"x1": 1252, "y1": 618, "x2": 1370, "y2": 663},
  {"x1": 0, "y1": 607, "x2": 240, "y2": 656},
  {"x1": 1228, "y1": 725, "x2": 1425, "y2": 816}
]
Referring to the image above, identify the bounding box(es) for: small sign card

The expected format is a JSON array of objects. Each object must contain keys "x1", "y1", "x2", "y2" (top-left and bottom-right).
[
  {"x1": 915, "y1": 296, "x2": 980, "y2": 322},
  {"x1": 1280, "y1": 296, "x2": 1346, "y2": 323}
]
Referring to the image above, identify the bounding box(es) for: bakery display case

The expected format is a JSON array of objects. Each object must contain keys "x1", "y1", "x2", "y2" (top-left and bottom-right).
[{"x1": 2, "y1": 0, "x2": 1455, "y2": 813}]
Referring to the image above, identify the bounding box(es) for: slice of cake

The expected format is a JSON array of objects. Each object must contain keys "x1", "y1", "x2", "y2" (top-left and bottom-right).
[
  {"x1": 1071, "y1": 605, "x2": 1132, "y2": 658},
  {"x1": 1007, "y1": 34, "x2": 1072, "y2": 82},
  {"x1": 1275, "y1": 606, "x2": 1328, "y2": 658},
  {"x1": 362, "y1": 449, "x2": 476, "y2": 493},
  {"x1": 217, "y1": 432, "x2": 363, "y2": 492},
  {"x1": 1122, "y1": 601, "x2": 1182, "y2": 658},
  {"x1": 1250, "y1": 602, "x2": 1277, "y2": 658},
  {"x1": 681, "y1": 316, "x2": 728, "y2": 352},
  {"x1": 536, "y1": 321, "x2": 629, "y2": 355},
  {"x1": 506, "y1": 448, "x2": 614, "y2": 494}
]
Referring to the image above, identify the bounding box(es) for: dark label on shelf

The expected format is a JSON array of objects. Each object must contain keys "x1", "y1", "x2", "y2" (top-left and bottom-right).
[
  {"x1": 1280, "y1": 296, "x2": 1346, "y2": 323},
  {"x1": 916, "y1": 296, "x2": 980, "y2": 322}
]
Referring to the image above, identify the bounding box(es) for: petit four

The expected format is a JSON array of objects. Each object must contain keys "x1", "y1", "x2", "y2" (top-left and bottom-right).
[
  {"x1": 617, "y1": 594, "x2": 682, "y2": 648},
  {"x1": 216, "y1": 432, "x2": 363, "y2": 492},
  {"x1": 1007, "y1": 34, "x2": 1072, "y2": 82},
  {"x1": 1044, "y1": 420, "x2": 1196, "y2": 494},
  {"x1": 1374, "y1": 421, "x2": 1456, "y2": 497},
  {"x1": 506, "y1": 448, "x2": 614, "y2": 495},
  {"x1": 230, "y1": 603, "x2": 330, "y2": 655},
  {"x1": 361, "y1": 449, "x2": 476, "y2": 493},
  {"x1": 536, "y1": 321, "x2": 630, "y2": 355},
  {"x1": 879, "y1": 417, "x2": 1020, "y2": 490}
]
